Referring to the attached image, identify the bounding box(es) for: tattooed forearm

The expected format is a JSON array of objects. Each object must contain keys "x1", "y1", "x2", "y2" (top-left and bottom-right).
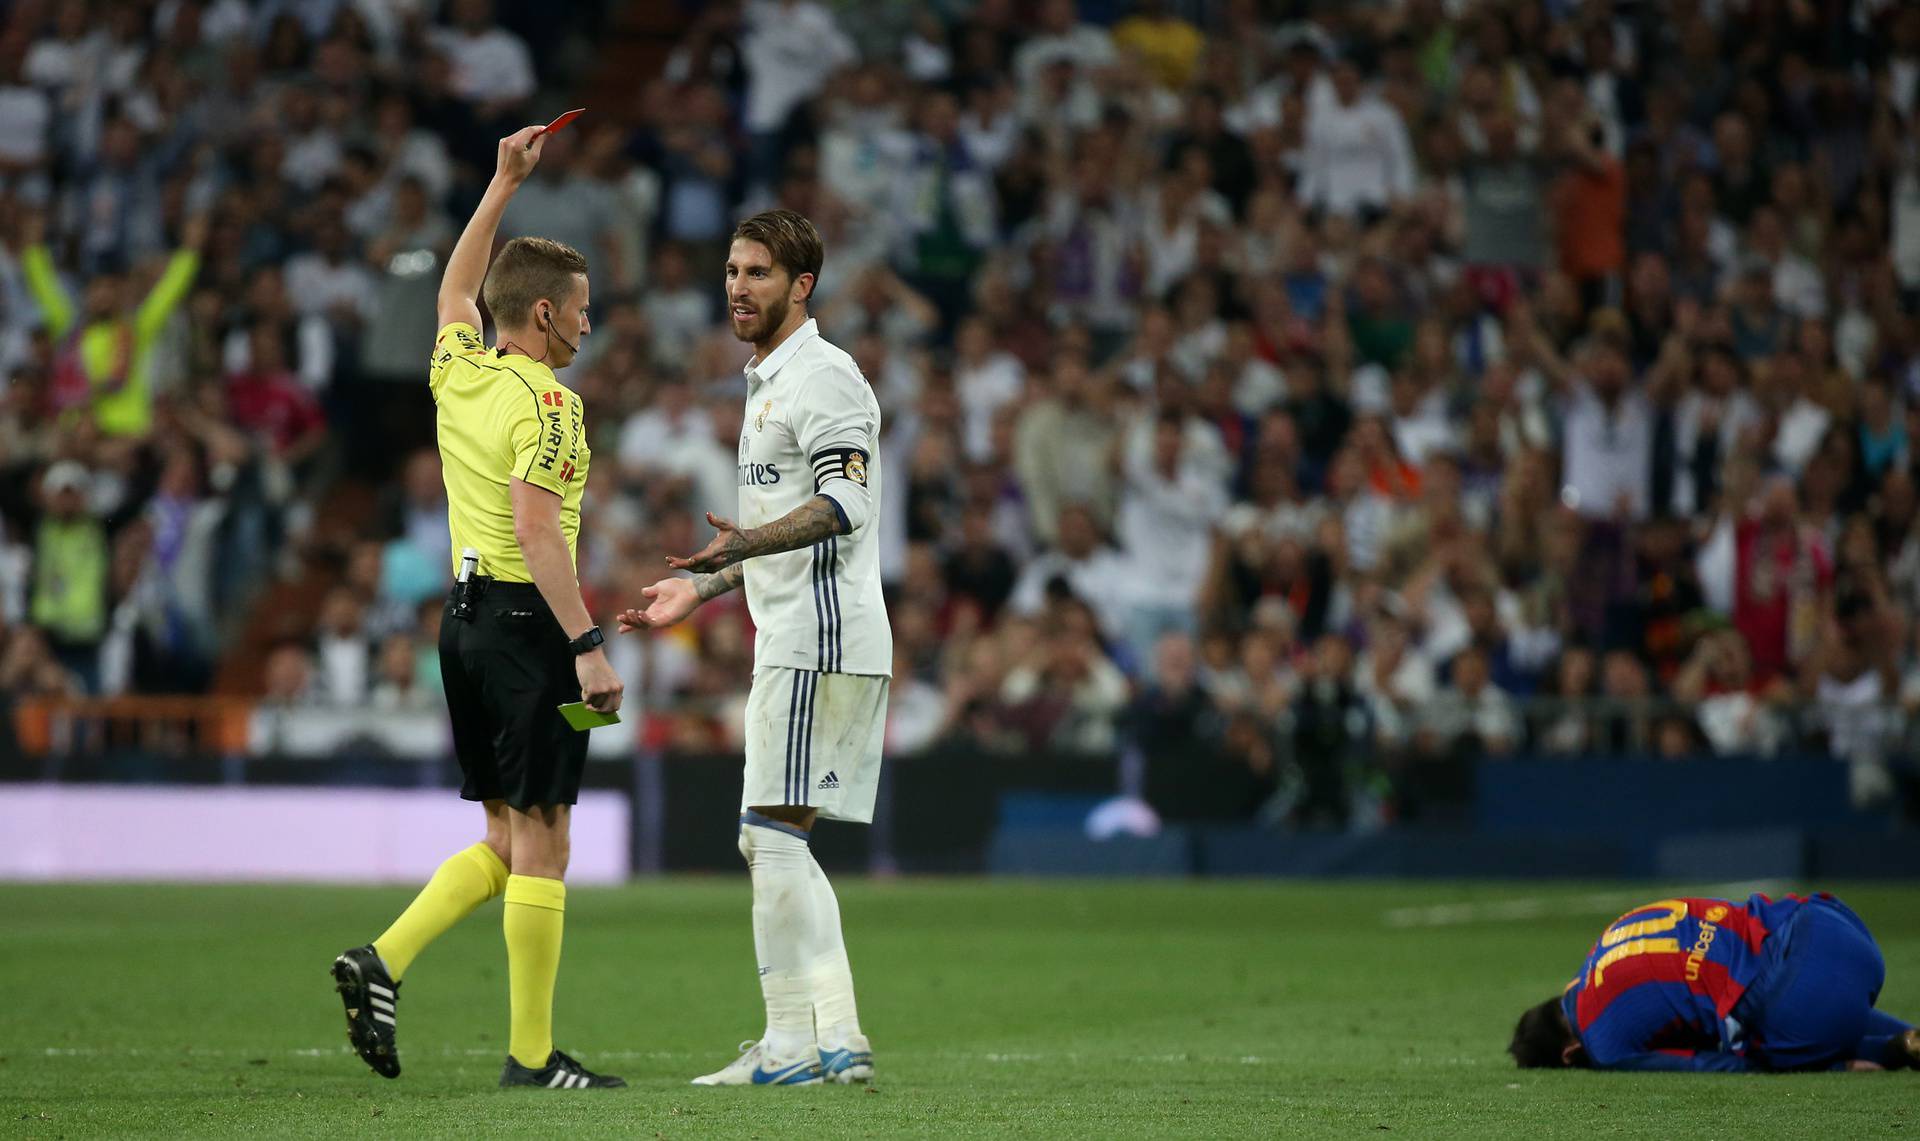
[
  {"x1": 680, "y1": 497, "x2": 845, "y2": 573},
  {"x1": 743, "y1": 496, "x2": 842, "y2": 554},
  {"x1": 693, "y1": 562, "x2": 746, "y2": 601},
  {"x1": 720, "y1": 496, "x2": 842, "y2": 566}
]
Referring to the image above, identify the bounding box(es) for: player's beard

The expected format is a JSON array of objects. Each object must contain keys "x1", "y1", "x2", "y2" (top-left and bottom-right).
[{"x1": 734, "y1": 293, "x2": 789, "y2": 346}]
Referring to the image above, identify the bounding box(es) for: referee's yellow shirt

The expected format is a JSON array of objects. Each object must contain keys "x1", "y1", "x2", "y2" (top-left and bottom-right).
[{"x1": 429, "y1": 322, "x2": 591, "y2": 582}]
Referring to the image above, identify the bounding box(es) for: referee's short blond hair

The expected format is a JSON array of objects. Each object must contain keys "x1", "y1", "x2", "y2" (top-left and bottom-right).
[
  {"x1": 732, "y1": 209, "x2": 824, "y2": 303},
  {"x1": 483, "y1": 237, "x2": 588, "y2": 330}
]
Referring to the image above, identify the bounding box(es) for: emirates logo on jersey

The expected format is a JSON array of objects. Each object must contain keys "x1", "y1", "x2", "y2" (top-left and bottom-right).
[{"x1": 755, "y1": 399, "x2": 773, "y2": 432}]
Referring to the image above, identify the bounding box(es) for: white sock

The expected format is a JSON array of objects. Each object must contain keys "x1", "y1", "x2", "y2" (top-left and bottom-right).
[
  {"x1": 742, "y1": 817, "x2": 822, "y2": 1060},
  {"x1": 803, "y1": 856, "x2": 863, "y2": 1046}
]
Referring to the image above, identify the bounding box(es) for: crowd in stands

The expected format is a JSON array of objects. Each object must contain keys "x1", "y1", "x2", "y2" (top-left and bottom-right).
[
  {"x1": 0, "y1": 0, "x2": 604, "y2": 697},
  {"x1": 5, "y1": 0, "x2": 1920, "y2": 826}
]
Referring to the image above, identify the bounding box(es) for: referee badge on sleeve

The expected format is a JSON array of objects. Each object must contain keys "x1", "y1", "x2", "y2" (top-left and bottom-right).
[{"x1": 811, "y1": 446, "x2": 870, "y2": 489}]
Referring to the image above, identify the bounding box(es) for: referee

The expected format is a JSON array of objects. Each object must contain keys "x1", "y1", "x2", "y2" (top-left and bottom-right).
[{"x1": 330, "y1": 124, "x2": 625, "y2": 1092}]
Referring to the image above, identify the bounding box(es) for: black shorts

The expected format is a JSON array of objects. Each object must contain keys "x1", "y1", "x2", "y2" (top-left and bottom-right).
[{"x1": 438, "y1": 581, "x2": 588, "y2": 809}]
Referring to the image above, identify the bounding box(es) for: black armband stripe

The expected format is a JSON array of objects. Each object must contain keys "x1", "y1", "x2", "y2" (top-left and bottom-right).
[{"x1": 809, "y1": 445, "x2": 870, "y2": 490}]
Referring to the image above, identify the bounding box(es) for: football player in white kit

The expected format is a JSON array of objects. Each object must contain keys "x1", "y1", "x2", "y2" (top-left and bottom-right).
[{"x1": 617, "y1": 210, "x2": 890, "y2": 1087}]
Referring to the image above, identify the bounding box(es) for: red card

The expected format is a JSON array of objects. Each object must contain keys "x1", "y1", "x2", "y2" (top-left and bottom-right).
[{"x1": 539, "y1": 108, "x2": 585, "y2": 137}]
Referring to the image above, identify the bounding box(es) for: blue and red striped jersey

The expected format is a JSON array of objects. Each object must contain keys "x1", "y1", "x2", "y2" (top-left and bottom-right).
[{"x1": 1559, "y1": 894, "x2": 1822, "y2": 1071}]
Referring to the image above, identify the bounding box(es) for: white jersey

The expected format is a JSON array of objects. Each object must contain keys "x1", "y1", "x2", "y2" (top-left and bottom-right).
[{"x1": 737, "y1": 318, "x2": 892, "y2": 676}]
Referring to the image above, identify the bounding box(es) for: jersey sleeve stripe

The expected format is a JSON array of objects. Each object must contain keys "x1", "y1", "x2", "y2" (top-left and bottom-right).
[
  {"x1": 784, "y1": 669, "x2": 802, "y2": 803},
  {"x1": 811, "y1": 542, "x2": 828, "y2": 673},
  {"x1": 828, "y1": 535, "x2": 843, "y2": 672},
  {"x1": 800, "y1": 670, "x2": 817, "y2": 803}
]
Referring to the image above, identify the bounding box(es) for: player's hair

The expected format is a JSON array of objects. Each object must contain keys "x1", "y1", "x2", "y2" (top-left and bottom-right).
[
  {"x1": 482, "y1": 237, "x2": 588, "y2": 331},
  {"x1": 731, "y1": 209, "x2": 824, "y2": 303},
  {"x1": 1508, "y1": 997, "x2": 1577, "y2": 1068}
]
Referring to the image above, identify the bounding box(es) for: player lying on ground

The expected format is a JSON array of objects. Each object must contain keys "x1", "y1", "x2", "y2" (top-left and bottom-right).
[{"x1": 1511, "y1": 892, "x2": 1920, "y2": 1071}]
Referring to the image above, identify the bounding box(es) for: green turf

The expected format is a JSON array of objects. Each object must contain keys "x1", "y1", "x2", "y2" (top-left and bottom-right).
[{"x1": 2, "y1": 878, "x2": 1916, "y2": 1139}]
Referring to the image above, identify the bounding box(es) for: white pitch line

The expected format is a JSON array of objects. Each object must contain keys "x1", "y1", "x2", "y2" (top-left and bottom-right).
[
  {"x1": 34, "y1": 1046, "x2": 1271, "y2": 1066},
  {"x1": 40, "y1": 1047, "x2": 693, "y2": 1060},
  {"x1": 1380, "y1": 880, "x2": 1790, "y2": 928}
]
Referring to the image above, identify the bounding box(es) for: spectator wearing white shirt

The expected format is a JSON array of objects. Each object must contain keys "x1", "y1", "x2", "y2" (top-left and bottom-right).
[
  {"x1": 1113, "y1": 305, "x2": 1176, "y2": 394},
  {"x1": 1418, "y1": 643, "x2": 1518, "y2": 757},
  {"x1": 370, "y1": 92, "x2": 453, "y2": 202},
  {"x1": 1010, "y1": 503, "x2": 1137, "y2": 639},
  {"x1": 957, "y1": 78, "x2": 1020, "y2": 172},
  {"x1": 1012, "y1": 0, "x2": 1115, "y2": 131},
  {"x1": 742, "y1": 0, "x2": 856, "y2": 134},
  {"x1": 618, "y1": 377, "x2": 713, "y2": 486},
  {"x1": 639, "y1": 243, "x2": 713, "y2": 371},
  {"x1": 1669, "y1": 343, "x2": 1762, "y2": 515},
  {"x1": 740, "y1": 0, "x2": 857, "y2": 191},
  {"x1": 283, "y1": 215, "x2": 376, "y2": 330},
  {"x1": 1138, "y1": 147, "x2": 1233, "y2": 298},
  {"x1": 1116, "y1": 411, "x2": 1231, "y2": 658},
  {"x1": 1386, "y1": 371, "x2": 1457, "y2": 467},
  {"x1": 816, "y1": 65, "x2": 916, "y2": 224},
  {"x1": 951, "y1": 316, "x2": 1024, "y2": 462},
  {"x1": 1552, "y1": 334, "x2": 1654, "y2": 522},
  {"x1": 430, "y1": 0, "x2": 535, "y2": 114},
  {"x1": 277, "y1": 84, "x2": 343, "y2": 194},
  {"x1": 1220, "y1": 319, "x2": 1287, "y2": 416},
  {"x1": 1746, "y1": 205, "x2": 1826, "y2": 320},
  {"x1": 1765, "y1": 350, "x2": 1832, "y2": 478},
  {"x1": 1299, "y1": 60, "x2": 1415, "y2": 220},
  {"x1": 1806, "y1": 621, "x2": 1901, "y2": 802},
  {"x1": 1354, "y1": 611, "x2": 1435, "y2": 751},
  {"x1": 23, "y1": 4, "x2": 102, "y2": 97},
  {"x1": 0, "y1": 44, "x2": 52, "y2": 185},
  {"x1": 1167, "y1": 274, "x2": 1230, "y2": 382},
  {"x1": 1224, "y1": 451, "x2": 1324, "y2": 548},
  {"x1": 312, "y1": 586, "x2": 370, "y2": 707},
  {"x1": 652, "y1": 396, "x2": 744, "y2": 540},
  {"x1": 1325, "y1": 446, "x2": 1396, "y2": 575}
]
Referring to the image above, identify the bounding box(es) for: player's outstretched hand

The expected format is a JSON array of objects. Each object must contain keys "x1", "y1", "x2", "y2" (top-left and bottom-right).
[
  {"x1": 496, "y1": 125, "x2": 547, "y2": 184},
  {"x1": 617, "y1": 577, "x2": 702, "y2": 632},
  {"x1": 666, "y1": 512, "x2": 747, "y2": 572}
]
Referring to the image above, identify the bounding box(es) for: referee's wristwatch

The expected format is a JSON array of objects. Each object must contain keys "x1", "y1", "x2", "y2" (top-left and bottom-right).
[{"x1": 568, "y1": 625, "x2": 605, "y2": 656}]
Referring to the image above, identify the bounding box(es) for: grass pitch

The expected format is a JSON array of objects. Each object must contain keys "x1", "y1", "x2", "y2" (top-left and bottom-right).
[{"x1": 2, "y1": 878, "x2": 1917, "y2": 1138}]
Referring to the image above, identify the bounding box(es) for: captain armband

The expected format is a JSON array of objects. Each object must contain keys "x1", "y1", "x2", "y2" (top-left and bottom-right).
[{"x1": 810, "y1": 446, "x2": 872, "y2": 533}]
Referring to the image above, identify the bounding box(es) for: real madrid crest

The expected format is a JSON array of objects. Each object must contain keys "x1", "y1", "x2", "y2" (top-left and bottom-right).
[{"x1": 755, "y1": 399, "x2": 772, "y2": 432}]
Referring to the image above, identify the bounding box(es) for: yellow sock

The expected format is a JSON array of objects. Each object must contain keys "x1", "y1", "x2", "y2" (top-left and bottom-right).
[
  {"x1": 503, "y1": 874, "x2": 567, "y2": 1067},
  {"x1": 372, "y1": 843, "x2": 508, "y2": 981}
]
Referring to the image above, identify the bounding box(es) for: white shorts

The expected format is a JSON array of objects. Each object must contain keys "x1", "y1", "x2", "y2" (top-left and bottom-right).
[{"x1": 742, "y1": 667, "x2": 890, "y2": 823}]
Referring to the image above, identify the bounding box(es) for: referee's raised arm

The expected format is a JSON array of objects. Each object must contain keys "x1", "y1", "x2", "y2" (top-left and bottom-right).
[{"x1": 437, "y1": 125, "x2": 546, "y2": 334}]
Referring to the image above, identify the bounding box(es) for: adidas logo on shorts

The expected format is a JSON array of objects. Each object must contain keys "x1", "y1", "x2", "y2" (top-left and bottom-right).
[{"x1": 817, "y1": 771, "x2": 839, "y2": 791}]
